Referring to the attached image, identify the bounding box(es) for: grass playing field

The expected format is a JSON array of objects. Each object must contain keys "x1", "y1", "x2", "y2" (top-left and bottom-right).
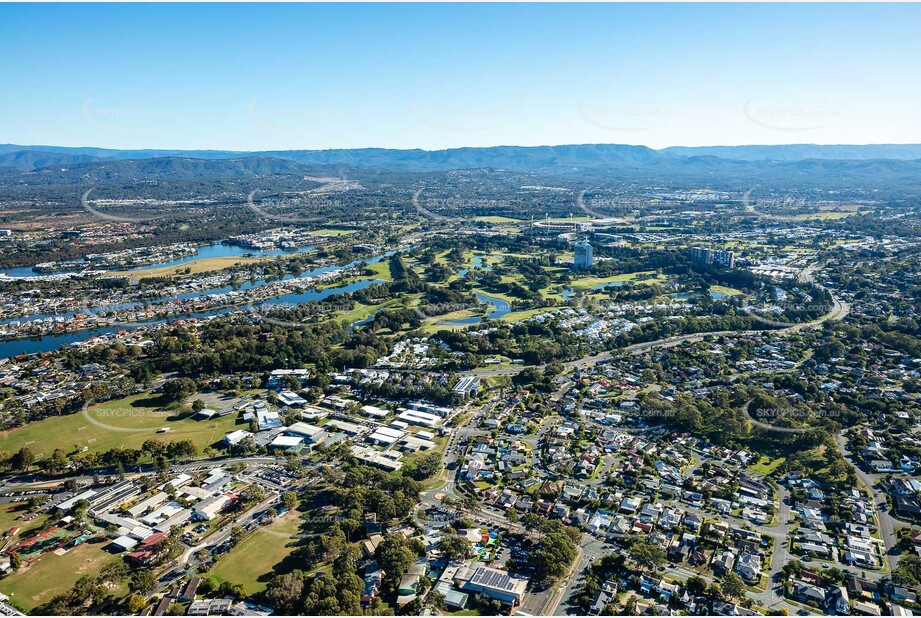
[
  {"x1": 208, "y1": 512, "x2": 305, "y2": 594},
  {"x1": 473, "y1": 216, "x2": 524, "y2": 223},
  {"x1": 0, "y1": 504, "x2": 51, "y2": 549},
  {"x1": 306, "y1": 228, "x2": 355, "y2": 236},
  {"x1": 0, "y1": 392, "x2": 243, "y2": 462},
  {"x1": 0, "y1": 537, "x2": 123, "y2": 612},
  {"x1": 710, "y1": 285, "x2": 745, "y2": 296}
]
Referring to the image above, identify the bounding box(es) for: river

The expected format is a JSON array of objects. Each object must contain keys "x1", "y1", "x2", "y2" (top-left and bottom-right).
[
  {"x1": 438, "y1": 292, "x2": 512, "y2": 326},
  {"x1": 0, "y1": 250, "x2": 402, "y2": 358},
  {"x1": 0, "y1": 242, "x2": 316, "y2": 279}
]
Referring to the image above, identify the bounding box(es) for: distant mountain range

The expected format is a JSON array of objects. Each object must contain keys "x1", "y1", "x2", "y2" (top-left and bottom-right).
[
  {"x1": 659, "y1": 144, "x2": 921, "y2": 161},
  {"x1": 1, "y1": 143, "x2": 921, "y2": 187},
  {"x1": 0, "y1": 149, "x2": 103, "y2": 171},
  {"x1": 3, "y1": 142, "x2": 921, "y2": 170}
]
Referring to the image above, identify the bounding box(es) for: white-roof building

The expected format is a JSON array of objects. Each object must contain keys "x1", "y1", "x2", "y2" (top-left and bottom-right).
[
  {"x1": 126, "y1": 492, "x2": 168, "y2": 517},
  {"x1": 270, "y1": 435, "x2": 304, "y2": 451},
  {"x1": 361, "y1": 405, "x2": 390, "y2": 418},
  {"x1": 56, "y1": 489, "x2": 98, "y2": 512},
  {"x1": 193, "y1": 494, "x2": 232, "y2": 521},
  {"x1": 285, "y1": 422, "x2": 327, "y2": 443},
  {"x1": 278, "y1": 391, "x2": 307, "y2": 407},
  {"x1": 141, "y1": 502, "x2": 183, "y2": 527},
  {"x1": 223, "y1": 430, "x2": 253, "y2": 446},
  {"x1": 110, "y1": 535, "x2": 139, "y2": 552},
  {"x1": 369, "y1": 426, "x2": 405, "y2": 445},
  {"x1": 398, "y1": 410, "x2": 441, "y2": 427}
]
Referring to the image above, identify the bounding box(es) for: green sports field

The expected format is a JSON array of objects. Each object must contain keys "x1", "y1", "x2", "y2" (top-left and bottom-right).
[
  {"x1": 208, "y1": 512, "x2": 305, "y2": 594},
  {"x1": 0, "y1": 538, "x2": 123, "y2": 612},
  {"x1": 0, "y1": 392, "x2": 243, "y2": 462}
]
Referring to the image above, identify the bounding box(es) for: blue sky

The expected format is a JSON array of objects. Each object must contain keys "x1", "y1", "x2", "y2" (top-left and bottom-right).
[{"x1": 2, "y1": 3, "x2": 920, "y2": 151}]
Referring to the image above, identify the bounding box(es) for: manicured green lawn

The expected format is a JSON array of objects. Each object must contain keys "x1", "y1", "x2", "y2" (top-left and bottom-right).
[
  {"x1": 501, "y1": 307, "x2": 562, "y2": 323},
  {"x1": 307, "y1": 228, "x2": 356, "y2": 236},
  {"x1": 473, "y1": 216, "x2": 523, "y2": 223},
  {"x1": 567, "y1": 271, "x2": 663, "y2": 291},
  {"x1": 335, "y1": 299, "x2": 403, "y2": 326},
  {"x1": 0, "y1": 393, "x2": 242, "y2": 462},
  {"x1": 0, "y1": 538, "x2": 122, "y2": 612},
  {"x1": 0, "y1": 503, "x2": 52, "y2": 541},
  {"x1": 710, "y1": 285, "x2": 744, "y2": 296},
  {"x1": 208, "y1": 513, "x2": 305, "y2": 595}
]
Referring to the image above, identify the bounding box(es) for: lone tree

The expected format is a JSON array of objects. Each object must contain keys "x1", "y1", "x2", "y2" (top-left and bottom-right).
[
  {"x1": 281, "y1": 491, "x2": 298, "y2": 511},
  {"x1": 721, "y1": 573, "x2": 746, "y2": 601},
  {"x1": 10, "y1": 447, "x2": 34, "y2": 471}
]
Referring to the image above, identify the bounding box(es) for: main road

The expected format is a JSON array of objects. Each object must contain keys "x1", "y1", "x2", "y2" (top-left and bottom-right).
[{"x1": 462, "y1": 291, "x2": 848, "y2": 381}]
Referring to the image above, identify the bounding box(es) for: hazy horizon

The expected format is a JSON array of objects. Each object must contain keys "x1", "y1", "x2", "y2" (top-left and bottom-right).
[{"x1": 6, "y1": 140, "x2": 921, "y2": 154}]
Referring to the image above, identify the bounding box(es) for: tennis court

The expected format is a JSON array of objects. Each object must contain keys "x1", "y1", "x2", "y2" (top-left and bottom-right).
[{"x1": 8, "y1": 526, "x2": 73, "y2": 562}]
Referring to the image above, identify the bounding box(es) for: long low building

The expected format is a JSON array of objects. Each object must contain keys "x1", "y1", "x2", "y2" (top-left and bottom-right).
[
  {"x1": 350, "y1": 445, "x2": 403, "y2": 471},
  {"x1": 399, "y1": 436, "x2": 436, "y2": 452},
  {"x1": 361, "y1": 405, "x2": 390, "y2": 419},
  {"x1": 154, "y1": 508, "x2": 192, "y2": 533},
  {"x1": 126, "y1": 492, "x2": 168, "y2": 518},
  {"x1": 278, "y1": 390, "x2": 307, "y2": 407},
  {"x1": 398, "y1": 409, "x2": 441, "y2": 428},
  {"x1": 223, "y1": 429, "x2": 253, "y2": 446},
  {"x1": 457, "y1": 566, "x2": 528, "y2": 605},
  {"x1": 110, "y1": 535, "x2": 139, "y2": 552},
  {"x1": 368, "y1": 426, "x2": 405, "y2": 445},
  {"x1": 141, "y1": 501, "x2": 183, "y2": 527},
  {"x1": 193, "y1": 494, "x2": 232, "y2": 521},
  {"x1": 56, "y1": 489, "x2": 98, "y2": 512},
  {"x1": 270, "y1": 435, "x2": 304, "y2": 451},
  {"x1": 452, "y1": 376, "x2": 480, "y2": 398},
  {"x1": 285, "y1": 421, "x2": 328, "y2": 443},
  {"x1": 326, "y1": 419, "x2": 364, "y2": 435}
]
